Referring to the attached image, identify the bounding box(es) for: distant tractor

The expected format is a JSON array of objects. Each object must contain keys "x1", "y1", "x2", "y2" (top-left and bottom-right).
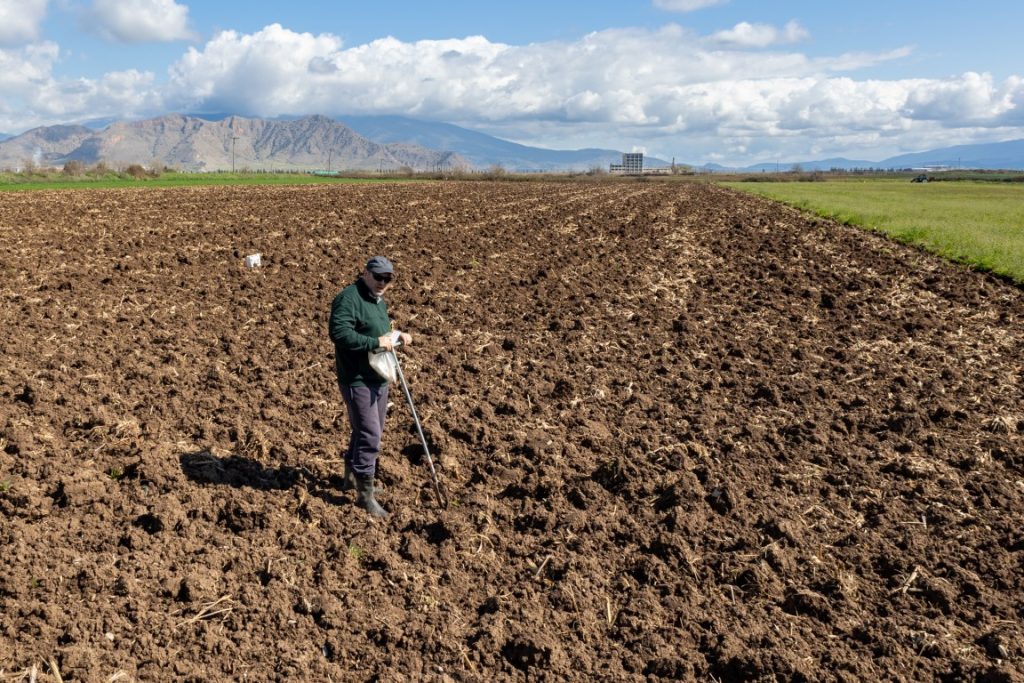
[{"x1": 911, "y1": 174, "x2": 930, "y2": 183}]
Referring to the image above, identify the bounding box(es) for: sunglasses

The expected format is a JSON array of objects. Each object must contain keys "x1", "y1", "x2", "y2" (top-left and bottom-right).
[{"x1": 371, "y1": 272, "x2": 393, "y2": 283}]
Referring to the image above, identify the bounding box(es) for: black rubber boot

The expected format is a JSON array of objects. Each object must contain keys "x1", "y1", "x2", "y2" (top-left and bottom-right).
[
  {"x1": 343, "y1": 462, "x2": 380, "y2": 494},
  {"x1": 340, "y1": 461, "x2": 356, "y2": 492},
  {"x1": 355, "y1": 475, "x2": 388, "y2": 518}
]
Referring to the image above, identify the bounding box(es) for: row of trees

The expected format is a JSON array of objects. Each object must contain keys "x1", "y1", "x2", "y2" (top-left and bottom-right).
[
  {"x1": 7, "y1": 159, "x2": 169, "y2": 178},
  {"x1": 61, "y1": 160, "x2": 163, "y2": 178}
]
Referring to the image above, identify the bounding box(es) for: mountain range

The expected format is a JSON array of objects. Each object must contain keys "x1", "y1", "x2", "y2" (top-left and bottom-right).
[
  {"x1": 1, "y1": 113, "x2": 1022, "y2": 172},
  {"x1": 0, "y1": 115, "x2": 467, "y2": 172},
  {"x1": 340, "y1": 115, "x2": 656, "y2": 171},
  {"x1": 707, "y1": 139, "x2": 1024, "y2": 172}
]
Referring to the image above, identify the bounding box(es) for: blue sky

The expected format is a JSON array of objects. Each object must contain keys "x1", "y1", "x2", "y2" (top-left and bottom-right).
[{"x1": 2, "y1": 0, "x2": 1022, "y2": 165}]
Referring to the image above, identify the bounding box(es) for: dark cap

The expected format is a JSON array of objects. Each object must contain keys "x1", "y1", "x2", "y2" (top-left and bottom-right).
[{"x1": 365, "y1": 256, "x2": 394, "y2": 274}]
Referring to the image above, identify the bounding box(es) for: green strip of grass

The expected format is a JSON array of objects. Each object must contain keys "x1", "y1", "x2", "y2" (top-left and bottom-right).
[
  {"x1": 723, "y1": 179, "x2": 1024, "y2": 284},
  {"x1": 0, "y1": 171, "x2": 415, "y2": 191}
]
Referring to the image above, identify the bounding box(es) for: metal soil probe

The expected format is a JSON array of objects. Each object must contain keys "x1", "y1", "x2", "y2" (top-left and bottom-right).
[{"x1": 389, "y1": 346, "x2": 449, "y2": 509}]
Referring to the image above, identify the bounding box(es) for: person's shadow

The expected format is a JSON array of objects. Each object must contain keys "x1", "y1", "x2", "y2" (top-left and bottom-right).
[{"x1": 179, "y1": 450, "x2": 348, "y2": 506}]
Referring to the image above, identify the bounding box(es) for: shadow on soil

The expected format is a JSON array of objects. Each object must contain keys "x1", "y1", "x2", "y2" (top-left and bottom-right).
[{"x1": 179, "y1": 450, "x2": 348, "y2": 506}]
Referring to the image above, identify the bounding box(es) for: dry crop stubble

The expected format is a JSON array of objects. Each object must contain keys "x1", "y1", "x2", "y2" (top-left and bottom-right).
[{"x1": 0, "y1": 181, "x2": 1022, "y2": 681}]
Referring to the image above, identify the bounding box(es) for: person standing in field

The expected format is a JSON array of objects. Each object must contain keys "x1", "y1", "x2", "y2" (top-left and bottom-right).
[{"x1": 328, "y1": 256, "x2": 412, "y2": 518}]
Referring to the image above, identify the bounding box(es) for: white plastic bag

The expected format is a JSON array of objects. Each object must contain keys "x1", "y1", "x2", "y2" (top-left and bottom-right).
[{"x1": 368, "y1": 330, "x2": 401, "y2": 383}]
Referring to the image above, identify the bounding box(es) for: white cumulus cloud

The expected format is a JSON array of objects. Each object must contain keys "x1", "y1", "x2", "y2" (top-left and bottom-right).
[
  {"x1": 31, "y1": 69, "x2": 159, "y2": 119},
  {"x1": 164, "y1": 23, "x2": 915, "y2": 124},
  {"x1": 0, "y1": 41, "x2": 60, "y2": 101},
  {"x1": 711, "y1": 20, "x2": 809, "y2": 48},
  {"x1": 902, "y1": 71, "x2": 1020, "y2": 125},
  {"x1": 0, "y1": 41, "x2": 161, "y2": 132},
  {"x1": 88, "y1": 0, "x2": 196, "y2": 43},
  {"x1": 168, "y1": 24, "x2": 346, "y2": 111},
  {"x1": 0, "y1": 0, "x2": 48, "y2": 45}
]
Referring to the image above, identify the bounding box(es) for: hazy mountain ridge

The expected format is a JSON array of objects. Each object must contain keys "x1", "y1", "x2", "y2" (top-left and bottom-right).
[
  {"x1": 339, "y1": 115, "x2": 668, "y2": 171},
  {"x1": 0, "y1": 115, "x2": 468, "y2": 172},
  {"x1": 880, "y1": 139, "x2": 1024, "y2": 170},
  {"x1": 706, "y1": 140, "x2": 1024, "y2": 172},
  {"x1": 0, "y1": 125, "x2": 95, "y2": 168}
]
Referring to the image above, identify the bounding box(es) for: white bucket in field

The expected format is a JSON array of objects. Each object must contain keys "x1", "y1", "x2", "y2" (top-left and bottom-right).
[{"x1": 245, "y1": 253, "x2": 262, "y2": 268}]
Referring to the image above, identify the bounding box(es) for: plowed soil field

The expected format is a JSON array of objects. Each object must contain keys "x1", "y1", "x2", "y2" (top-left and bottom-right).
[{"x1": 1, "y1": 181, "x2": 1023, "y2": 682}]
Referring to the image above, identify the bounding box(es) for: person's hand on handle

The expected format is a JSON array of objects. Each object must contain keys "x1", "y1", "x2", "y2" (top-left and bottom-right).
[
  {"x1": 398, "y1": 332, "x2": 413, "y2": 347},
  {"x1": 377, "y1": 335, "x2": 395, "y2": 352}
]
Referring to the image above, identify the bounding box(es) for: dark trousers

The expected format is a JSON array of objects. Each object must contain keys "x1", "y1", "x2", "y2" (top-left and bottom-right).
[{"x1": 340, "y1": 383, "x2": 389, "y2": 478}]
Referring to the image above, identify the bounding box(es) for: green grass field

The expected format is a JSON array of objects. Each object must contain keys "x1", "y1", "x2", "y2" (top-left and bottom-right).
[
  {"x1": 724, "y1": 179, "x2": 1024, "y2": 284},
  {"x1": 0, "y1": 171, "x2": 411, "y2": 192}
]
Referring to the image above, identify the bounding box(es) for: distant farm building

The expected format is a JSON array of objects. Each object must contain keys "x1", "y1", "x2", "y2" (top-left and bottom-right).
[{"x1": 610, "y1": 153, "x2": 643, "y2": 175}]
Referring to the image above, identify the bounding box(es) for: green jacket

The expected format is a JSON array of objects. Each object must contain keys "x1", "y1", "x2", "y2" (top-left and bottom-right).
[{"x1": 329, "y1": 278, "x2": 391, "y2": 387}]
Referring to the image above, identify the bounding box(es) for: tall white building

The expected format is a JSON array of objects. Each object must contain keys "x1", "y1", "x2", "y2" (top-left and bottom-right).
[{"x1": 610, "y1": 152, "x2": 643, "y2": 175}]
